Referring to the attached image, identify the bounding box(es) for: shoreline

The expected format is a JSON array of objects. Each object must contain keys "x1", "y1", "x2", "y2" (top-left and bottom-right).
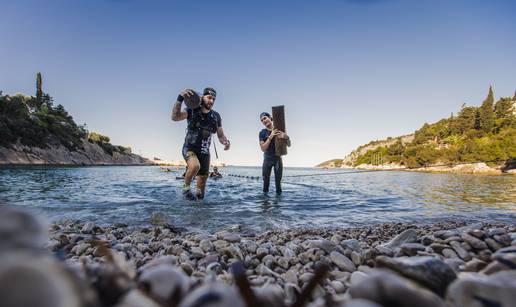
[
  {"x1": 3, "y1": 205, "x2": 515, "y2": 306},
  {"x1": 320, "y1": 162, "x2": 516, "y2": 175},
  {"x1": 2, "y1": 163, "x2": 513, "y2": 173}
]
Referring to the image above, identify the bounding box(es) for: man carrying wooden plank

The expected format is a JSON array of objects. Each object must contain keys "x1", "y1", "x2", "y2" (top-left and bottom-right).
[{"x1": 258, "y1": 109, "x2": 290, "y2": 195}]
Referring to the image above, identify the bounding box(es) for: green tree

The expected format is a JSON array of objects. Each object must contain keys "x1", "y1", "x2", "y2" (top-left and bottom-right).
[
  {"x1": 88, "y1": 132, "x2": 110, "y2": 143},
  {"x1": 455, "y1": 105, "x2": 477, "y2": 133},
  {"x1": 494, "y1": 97, "x2": 513, "y2": 119},
  {"x1": 36, "y1": 72, "x2": 43, "y2": 106},
  {"x1": 41, "y1": 93, "x2": 54, "y2": 108},
  {"x1": 478, "y1": 86, "x2": 495, "y2": 133},
  {"x1": 413, "y1": 123, "x2": 434, "y2": 144},
  {"x1": 387, "y1": 139, "x2": 404, "y2": 156}
]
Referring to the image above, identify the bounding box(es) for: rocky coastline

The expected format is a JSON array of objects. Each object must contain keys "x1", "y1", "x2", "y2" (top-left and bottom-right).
[
  {"x1": 0, "y1": 140, "x2": 152, "y2": 166},
  {"x1": 2, "y1": 206, "x2": 516, "y2": 307},
  {"x1": 354, "y1": 162, "x2": 515, "y2": 175},
  {"x1": 319, "y1": 161, "x2": 516, "y2": 175}
]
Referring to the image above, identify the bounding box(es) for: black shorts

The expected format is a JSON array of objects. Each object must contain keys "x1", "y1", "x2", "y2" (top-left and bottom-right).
[{"x1": 182, "y1": 145, "x2": 210, "y2": 176}]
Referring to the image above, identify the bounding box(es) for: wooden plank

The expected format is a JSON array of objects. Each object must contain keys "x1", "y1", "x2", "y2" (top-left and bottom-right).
[{"x1": 272, "y1": 105, "x2": 288, "y2": 156}]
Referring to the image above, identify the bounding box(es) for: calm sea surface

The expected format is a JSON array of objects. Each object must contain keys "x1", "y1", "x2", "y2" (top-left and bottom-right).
[{"x1": 0, "y1": 166, "x2": 515, "y2": 232}]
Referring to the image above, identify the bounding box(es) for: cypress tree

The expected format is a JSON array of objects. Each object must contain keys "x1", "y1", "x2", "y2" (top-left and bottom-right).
[
  {"x1": 36, "y1": 72, "x2": 43, "y2": 105},
  {"x1": 474, "y1": 109, "x2": 481, "y2": 130},
  {"x1": 478, "y1": 86, "x2": 494, "y2": 133}
]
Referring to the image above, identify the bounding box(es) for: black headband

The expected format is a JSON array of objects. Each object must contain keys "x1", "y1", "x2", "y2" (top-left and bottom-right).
[
  {"x1": 260, "y1": 112, "x2": 271, "y2": 119},
  {"x1": 203, "y1": 87, "x2": 217, "y2": 97}
]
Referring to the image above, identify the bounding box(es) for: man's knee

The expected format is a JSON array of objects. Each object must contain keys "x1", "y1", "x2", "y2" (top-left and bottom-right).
[
  {"x1": 197, "y1": 165, "x2": 209, "y2": 176},
  {"x1": 197, "y1": 174, "x2": 208, "y2": 181},
  {"x1": 187, "y1": 160, "x2": 200, "y2": 171}
]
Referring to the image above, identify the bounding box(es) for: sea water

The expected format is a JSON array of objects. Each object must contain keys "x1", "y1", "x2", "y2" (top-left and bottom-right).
[{"x1": 0, "y1": 166, "x2": 515, "y2": 232}]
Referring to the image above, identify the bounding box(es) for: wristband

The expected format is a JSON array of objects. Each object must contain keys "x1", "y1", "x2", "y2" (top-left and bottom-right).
[{"x1": 177, "y1": 94, "x2": 184, "y2": 103}]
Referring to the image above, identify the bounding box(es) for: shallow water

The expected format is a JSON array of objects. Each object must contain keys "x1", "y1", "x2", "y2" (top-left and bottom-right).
[{"x1": 0, "y1": 166, "x2": 515, "y2": 232}]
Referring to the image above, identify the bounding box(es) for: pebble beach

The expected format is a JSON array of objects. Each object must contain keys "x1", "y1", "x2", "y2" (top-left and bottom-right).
[{"x1": 2, "y1": 205, "x2": 516, "y2": 307}]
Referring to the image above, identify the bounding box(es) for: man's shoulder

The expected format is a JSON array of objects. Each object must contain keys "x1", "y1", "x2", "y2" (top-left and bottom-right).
[
  {"x1": 259, "y1": 129, "x2": 269, "y2": 138},
  {"x1": 209, "y1": 110, "x2": 221, "y2": 119}
]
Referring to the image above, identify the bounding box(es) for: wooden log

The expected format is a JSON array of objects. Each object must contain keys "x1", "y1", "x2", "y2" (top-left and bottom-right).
[{"x1": 272, "y1": 105, "x2": 288, "y2": 156}]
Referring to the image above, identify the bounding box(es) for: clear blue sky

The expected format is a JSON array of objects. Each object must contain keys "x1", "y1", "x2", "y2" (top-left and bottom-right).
[{"x1": 2, "y1": 0, "x2": 515, "y2": 166}]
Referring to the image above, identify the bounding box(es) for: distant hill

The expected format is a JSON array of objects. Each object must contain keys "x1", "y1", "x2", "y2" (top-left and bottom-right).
[
  {"x1": 315, "y1": 159, "x2": 344, "y2": 168},
  {"x1": 0, "y1": 73, "x2": 151, "y2": 165},
  {"x1": 320, "y1": 87, "x2": 516, "y2": 169},
  {"x1": 341, "y1": 134, "x2": 415, "y2": 166}
]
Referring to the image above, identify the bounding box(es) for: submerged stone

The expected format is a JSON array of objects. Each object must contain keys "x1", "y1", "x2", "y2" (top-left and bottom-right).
[{"x1": 149, "y1": 212, "x2": 168, "y2": 226}]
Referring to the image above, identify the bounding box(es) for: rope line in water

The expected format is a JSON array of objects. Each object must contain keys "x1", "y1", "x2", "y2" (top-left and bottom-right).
[
  {"x1": 226, "y1": 173, "x2": 363, "y2": 191},
  {"x1": 225, "y1": 169, "x2": 380, "y2": 180},
  {"x1": 227, "y1": 174, "x2": 261, "y2": 180}
]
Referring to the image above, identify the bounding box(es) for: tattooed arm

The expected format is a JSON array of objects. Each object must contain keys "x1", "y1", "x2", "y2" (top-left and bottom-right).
[{"x1": 171, "y1": 89, "x2": 191, "y2": 121}]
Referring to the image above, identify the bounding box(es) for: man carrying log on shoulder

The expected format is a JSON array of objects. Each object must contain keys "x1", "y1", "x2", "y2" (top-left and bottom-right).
[{"x1": 172, "y1": 87, "x2": 230, "y2": 200}]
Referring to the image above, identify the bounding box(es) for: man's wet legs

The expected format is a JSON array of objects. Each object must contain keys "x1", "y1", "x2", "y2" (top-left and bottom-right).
[
  {"x1": 273, "y1": 158, "x2": 283, "y2": 195},
  {"x1": 262, "y1": 158, "x2": 274, "y2": 193}
]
